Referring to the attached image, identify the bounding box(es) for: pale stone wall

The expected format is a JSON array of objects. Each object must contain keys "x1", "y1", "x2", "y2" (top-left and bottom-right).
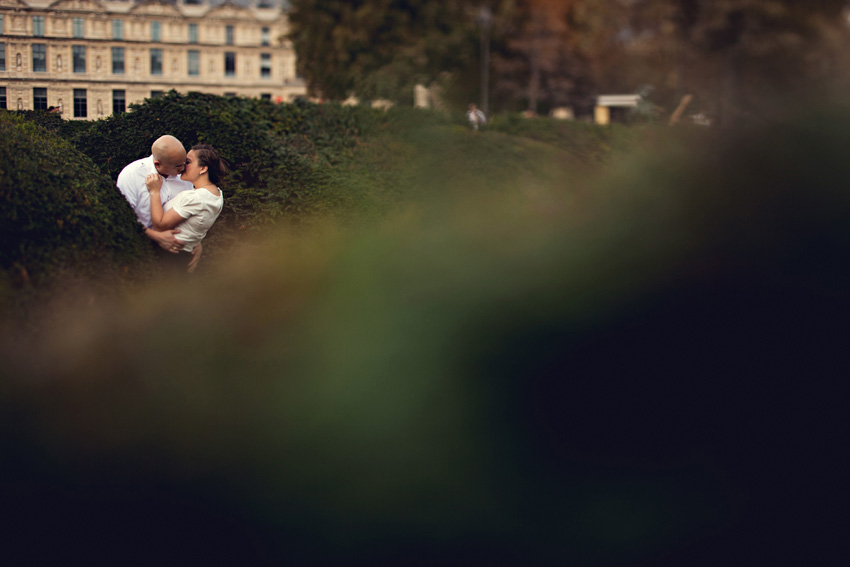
[{"x1": 0, "y1": 0, "x2": 306, "y2": 117}]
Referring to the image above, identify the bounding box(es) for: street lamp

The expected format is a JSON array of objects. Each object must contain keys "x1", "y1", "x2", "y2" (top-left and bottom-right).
[{"x1": 477, "y1": 5, "x2": 492, "y2": 116}]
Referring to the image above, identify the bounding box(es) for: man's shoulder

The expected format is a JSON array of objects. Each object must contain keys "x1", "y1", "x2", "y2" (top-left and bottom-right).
[{"x1": 118, "y1": 156, "x2": 153, "y2": 177}]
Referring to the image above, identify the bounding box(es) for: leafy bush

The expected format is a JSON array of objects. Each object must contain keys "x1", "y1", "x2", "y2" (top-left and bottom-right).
[
  {"x1": 0, "y1": 111, "x2": 154, "y2": 315},
  {"x1": 60, "y1": 93, "x2": 392, "y2": 240},
  {"x1": 3, "y1": 95, "x2": 642, "y2": 308},
  {"x1": 61, "y1": 92, "x2": 312, "y2": 232},
  {"x1": 10, "y1": 109, "x2": 65, "y2": 133}
]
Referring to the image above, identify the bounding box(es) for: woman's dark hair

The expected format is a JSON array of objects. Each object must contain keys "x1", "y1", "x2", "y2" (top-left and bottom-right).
[{"x1": 192, "y1": 143, "x2": 228, "y2": 185}]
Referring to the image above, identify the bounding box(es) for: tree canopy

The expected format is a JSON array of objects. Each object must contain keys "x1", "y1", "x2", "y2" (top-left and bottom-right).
[
  {"x1": 612, "y1": 0, "x2": 850, "y2": 120},
  {"x1": 288, "y1": 0, "x2": 850, "y2": 120},
  {"x1": 288, "y1": 0, "x2": 477, "y2": 102}
]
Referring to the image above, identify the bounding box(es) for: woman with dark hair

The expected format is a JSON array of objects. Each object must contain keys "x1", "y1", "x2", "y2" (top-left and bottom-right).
[{"x1": 145, "y1": 143, "x2": 226, "y2": 273}]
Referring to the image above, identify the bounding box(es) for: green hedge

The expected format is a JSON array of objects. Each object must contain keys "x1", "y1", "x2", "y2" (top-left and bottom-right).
[
  {"x1": 0, "y1": 111, "x2": 154, "y2": 313},
  {"x1": 61, "y1": 92, "x2": 384, "y2": 235},
  {"x1": 2, "y1": 96, "x2": 643, "y2": 315}
]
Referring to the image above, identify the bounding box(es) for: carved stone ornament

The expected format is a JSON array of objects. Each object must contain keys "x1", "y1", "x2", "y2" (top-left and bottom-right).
[
  {"x1": 47, "y1": 0, "x2": 108, "y2": 13},
  {"x1": 207, "y1": 2, "x2": 251, "y2": 21},
  {"x1": 129, "y1": 0, "x2": 181, "y2": 18},
  {"x1": 0, "y1": 0, "x2": 29, "y2": 9}
]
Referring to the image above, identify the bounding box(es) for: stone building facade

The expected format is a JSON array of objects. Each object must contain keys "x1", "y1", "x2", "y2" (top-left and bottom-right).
[{"x1": 0, "y1": 0, "x2": 306, "y2": 118}]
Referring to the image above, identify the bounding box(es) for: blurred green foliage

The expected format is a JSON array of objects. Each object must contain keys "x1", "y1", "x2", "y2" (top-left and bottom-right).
[{"x1": 17, "y1": 94, "x2": 838, "y2": 565}]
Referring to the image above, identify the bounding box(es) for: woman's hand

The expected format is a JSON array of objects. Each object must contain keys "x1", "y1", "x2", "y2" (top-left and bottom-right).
[{"x1": 145, "y1": 172, "x2": 163, "y2": 193}]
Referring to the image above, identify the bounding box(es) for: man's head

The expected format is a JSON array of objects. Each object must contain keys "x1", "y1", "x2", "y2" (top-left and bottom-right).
[{"x1": 151, "y1": 135, "x2": 187, "y2": 177}]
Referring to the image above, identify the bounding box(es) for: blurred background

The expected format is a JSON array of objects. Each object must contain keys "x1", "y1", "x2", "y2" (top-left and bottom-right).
[
  {"x1": 290, "y1": 0, "x2": 850, "y2": 125},
  {"x1": 2, "y1": 1, "x2": 850, "y2": 566}
]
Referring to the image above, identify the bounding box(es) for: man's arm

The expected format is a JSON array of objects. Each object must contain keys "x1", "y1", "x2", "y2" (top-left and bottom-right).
[
  {"x1": 145, "y1": 227, "x2": 185, "y2": 252},
  {"x1": 144, "y1": 173, "x2": 187, "y2": 254}
]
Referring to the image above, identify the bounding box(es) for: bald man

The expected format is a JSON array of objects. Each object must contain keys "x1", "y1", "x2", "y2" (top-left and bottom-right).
[{"x1": 117, "y1": 135, "x2": 202, "y2": 271}]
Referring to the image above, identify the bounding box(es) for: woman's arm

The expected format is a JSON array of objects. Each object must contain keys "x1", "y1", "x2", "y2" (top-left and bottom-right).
[{"x1": 145, "y1": 173, "x2": 186, "y2": 231}]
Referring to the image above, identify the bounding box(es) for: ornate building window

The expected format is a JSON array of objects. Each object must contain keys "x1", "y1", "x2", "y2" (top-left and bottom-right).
[
  {"x1": 72, "y1": 45, "x2": 86, "y2": 73},
  {"x1": 261, "y1": 27, "x2": 270, "y2": 46},
  {"x1": 32, "y1": 44, "x2": 47, "y2": 72},
  {"x1": 188, "y1": 50, "x2": 199, "y2": 76},
  {"x1": 150, "y1": 48, "x2": 162, "y2": 75},
  {"x1": 224, "y1": 51, "x2": 235, "y2": 76},
  {"x1": 261, "y1": 53, "x2": 271, "y2": 78},
  {"x1": 73, "y1": 89, "x2": 87, "y2": 118},
  {"x1": 151, "y1": 21, "x2": 161, "y2": 42},
  {"x1": 0, "y1": 43, "x2": 5, "y2": 72},
  {"x1": 188, "y1": 23, "x2": 198, "y2": 44},
  {"x1": 33, "y1": 87, "x2": 48, "y2": 110},
  {"x1": 73, "y1": 18, "x2": 85, "y2": 38},
  {"x1": 113, "y1": 20, "x2": 123, "y2": 40},
  {"x1": 33, "y1": 16, "x2": 45, "y2": 37},
  {"x1": 226, "y1": 25, "x2": 234, "y2": 45},
  {"x1": 0, "y1": 87, "x2": 6, "y2": 110},
  {"x1": 112, "y1": 47, "x2": 124, "y2": 74},
  {"x1": 113, "y1": 90, "x2": 125, "y2": 114}
]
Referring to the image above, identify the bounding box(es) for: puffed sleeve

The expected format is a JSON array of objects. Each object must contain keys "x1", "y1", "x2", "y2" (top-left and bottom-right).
[{"x1": 169, "y1": 191, "x2": 203, "y2": 219}]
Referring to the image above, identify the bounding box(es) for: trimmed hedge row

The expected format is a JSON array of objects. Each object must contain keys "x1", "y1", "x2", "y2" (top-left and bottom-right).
[
  {"x1": 62, "y1": 92, "x2": 383, "y2": 233},
  {"x1": 0, "y1": 111, "x2": 154, "y2": 301},
  {"x1": 3, "y1": 95, "x2": 642, "y2": 320},
  {"x1": 1, "y1": 94, "x2": 390, "y2": 318}
]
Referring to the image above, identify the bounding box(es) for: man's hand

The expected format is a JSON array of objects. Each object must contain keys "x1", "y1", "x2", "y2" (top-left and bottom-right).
[
  {"x1": 188, "y1": 242, "x2": 203, "y2": 273},
  {"x1": 146, "y1": 227, "x2": 184, "y2": 254}
]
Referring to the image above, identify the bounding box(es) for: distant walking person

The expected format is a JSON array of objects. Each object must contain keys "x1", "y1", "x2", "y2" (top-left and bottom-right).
[{"x1": 467, "y1": 103, "x2": 487, "y2": 131}]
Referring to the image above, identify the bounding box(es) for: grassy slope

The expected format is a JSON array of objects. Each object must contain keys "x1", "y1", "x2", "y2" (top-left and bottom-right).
[{"x1": 318, "y1": 120, "x2": 587, "y2": 227}]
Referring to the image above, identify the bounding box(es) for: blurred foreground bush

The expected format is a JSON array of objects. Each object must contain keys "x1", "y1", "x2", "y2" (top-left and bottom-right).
[{"x1": 1, "y1": 102, "x2": 848, "y2": 565}]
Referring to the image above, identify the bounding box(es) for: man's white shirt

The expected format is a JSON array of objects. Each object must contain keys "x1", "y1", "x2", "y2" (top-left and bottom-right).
[{"x1": 116, "y1": 156, "x2": 194, "y2": 229}]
